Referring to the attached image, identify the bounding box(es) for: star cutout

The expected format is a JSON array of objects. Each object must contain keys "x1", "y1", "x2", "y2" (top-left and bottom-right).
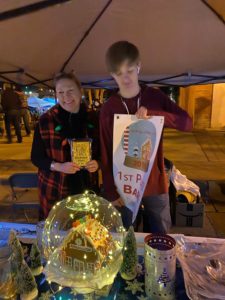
[{"x1": 125, "y1": 279, "x2": 144, "y2": 295}]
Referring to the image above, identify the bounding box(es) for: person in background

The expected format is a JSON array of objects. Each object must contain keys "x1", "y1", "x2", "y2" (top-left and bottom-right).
[
  {"x1": 1, "y1": 86, "x2": 22, "y2": 143},
  {"x1": 16, "y1": 87, "x2": 31, "y2": 136},
  {"x1": 100, "y1": 41, "x2": 193, "y2": 232},
  {"x1": 31, "y1": 72, "x2": 99, "y2": 219},
  {"x1": 0, "y1": 94, "x2": 4, "y2": 137}
]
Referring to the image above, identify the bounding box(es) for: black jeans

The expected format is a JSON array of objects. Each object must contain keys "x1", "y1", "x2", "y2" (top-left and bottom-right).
[
  {"x1": 117, "y1": 194, "x2": 172, "y2": 233},
  {"x1": 4, "y1": 109, "x2": 22, "y2": 142},
  {"x1": 20, "y1": 108, "x2": 31, "y2": 135},
  {"x1": 141, "y1": 193, "x2": 171, "y2": 234},
  {"x1": 115, "y1": 205, "x2": 133, "y2": 230}
]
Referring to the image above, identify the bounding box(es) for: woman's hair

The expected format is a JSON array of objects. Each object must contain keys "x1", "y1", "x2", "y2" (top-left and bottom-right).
[
  {"x1": 54, "y1": 72, "x2": 81, "y2": 91},
  {"x1": 105, "y1": 41, "x2": 140, "y2": 73}
]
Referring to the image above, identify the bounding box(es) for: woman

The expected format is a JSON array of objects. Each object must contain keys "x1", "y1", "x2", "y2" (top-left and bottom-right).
[{"x1": 31, "y1": 72, "x2": 99, "y2": 218}]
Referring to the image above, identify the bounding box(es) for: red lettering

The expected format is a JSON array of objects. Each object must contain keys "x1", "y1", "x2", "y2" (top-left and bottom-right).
[
  {"x1": 136, "y1": 174, "x2": 142, "y2": 183},
  {"x1": 124, "y1": 185, "x2": 132, "y2": 194},
  {"x1": 132, "y1": 188, "x2": 138, "y2": 197}
]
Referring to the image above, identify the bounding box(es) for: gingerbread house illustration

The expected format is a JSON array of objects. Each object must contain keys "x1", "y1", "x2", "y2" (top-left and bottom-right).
[
  {"x1": 141, "y1": 139, "x2": 151, "y2": 161},
  {"x1": 124, "y1": 137, "x2": 152, "y2": 172},
  {"x1": 59, "y1": 218, "x2": 115, "y2": 275}
]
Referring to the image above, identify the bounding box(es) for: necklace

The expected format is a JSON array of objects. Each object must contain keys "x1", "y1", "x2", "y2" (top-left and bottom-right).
[{"x1": 120, "y1": 91, "x2": 141, "y2": 115}]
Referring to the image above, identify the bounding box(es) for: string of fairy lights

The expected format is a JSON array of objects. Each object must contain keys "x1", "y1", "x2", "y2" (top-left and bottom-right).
[{"x1": 42, "y1": 191, "x2": 126, "y2": 295}]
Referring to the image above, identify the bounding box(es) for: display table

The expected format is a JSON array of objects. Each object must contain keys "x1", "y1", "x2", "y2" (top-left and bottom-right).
[{"x1": 0, "y1": 222, "x2": 224, "y2": 300}]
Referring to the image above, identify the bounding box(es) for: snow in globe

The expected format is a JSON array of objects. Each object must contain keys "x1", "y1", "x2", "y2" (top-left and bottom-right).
[{"x1": 42, "y1": 191, "x2": 125, "y2": 294}]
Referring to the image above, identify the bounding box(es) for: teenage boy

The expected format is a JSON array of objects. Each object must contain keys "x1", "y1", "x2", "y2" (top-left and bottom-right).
[{"x1": 100, "y1": 41, "x2": 192, "y2": 233}]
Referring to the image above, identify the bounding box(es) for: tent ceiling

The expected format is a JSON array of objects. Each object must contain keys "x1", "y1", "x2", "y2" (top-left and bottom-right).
[
  {"x1": 0, "y1": 0, "x2": 225, "y2": 88},
  {"x1": 205, "y1": 0, "x2": 225, "y2": 23}
]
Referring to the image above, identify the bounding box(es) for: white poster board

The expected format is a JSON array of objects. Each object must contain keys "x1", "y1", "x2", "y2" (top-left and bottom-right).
[{"x1": 113, "y1": 115, "x2": 164, "y2": 222}]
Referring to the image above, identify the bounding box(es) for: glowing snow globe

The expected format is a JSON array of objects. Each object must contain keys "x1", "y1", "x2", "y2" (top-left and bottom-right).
[{"x1": 42, "y1": 191, "x2": 125, "y2": 293}]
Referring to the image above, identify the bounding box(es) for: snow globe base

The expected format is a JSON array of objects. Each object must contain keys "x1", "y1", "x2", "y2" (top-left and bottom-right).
[
  {"x1": 20, "y1": 287, "x2": 38, "y2": 300},
  {"x1": 95, "y1": 283, "x2": 112, "y2": 297},
  {"x1": 71, "y1": 283, "x2": 113, "y2": 296}
]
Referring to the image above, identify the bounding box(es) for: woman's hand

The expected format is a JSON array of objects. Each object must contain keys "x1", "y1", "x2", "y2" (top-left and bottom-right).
[
  {"x1": 136, "y1": 106, "x2": 149, "y2": 119},
  {"x1": 112, "y1": 197, "x2": 125, "y2": 208},
  {"x1": 55, "y1": 162, "x2": 80, "y2": 174},
  {"x1": 85, "y1": 160, "x2": 99, "y2": 173}
]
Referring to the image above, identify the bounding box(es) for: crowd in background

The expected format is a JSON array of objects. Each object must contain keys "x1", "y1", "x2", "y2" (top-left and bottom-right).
[
  {"x1": 0, "y1": 86, "x2": 31, "y2": 143},
  {"x1": 0, "y1": 85, "x2": 103, "y2": 144}
]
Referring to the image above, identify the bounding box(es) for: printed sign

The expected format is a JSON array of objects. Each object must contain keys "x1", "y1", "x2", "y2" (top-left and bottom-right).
[
  {"x1": 70, "y1": 139, "x2": 92, "y2": 167},
  {"x1": 113, "y1": 115, "x2": 164, "y2": 221}
]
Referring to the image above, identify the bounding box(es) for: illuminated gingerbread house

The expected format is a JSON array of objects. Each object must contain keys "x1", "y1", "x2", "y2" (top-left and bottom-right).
[{"x1": 59, "y1": 217, "x2": 115, "y2": 275}]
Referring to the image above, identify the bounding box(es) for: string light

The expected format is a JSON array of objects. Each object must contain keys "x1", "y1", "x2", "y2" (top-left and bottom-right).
[{"x1": 43, "y1": 191, "x2": 125, "y2": 289}]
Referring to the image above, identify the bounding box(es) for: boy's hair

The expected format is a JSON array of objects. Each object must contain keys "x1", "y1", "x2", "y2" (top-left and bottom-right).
[
  {"x1": 105, "y1": 41, "x2": 140, "y2": 73},
  {"x1": 54, "y1": 72, "x2": 81, "y2": 91}
]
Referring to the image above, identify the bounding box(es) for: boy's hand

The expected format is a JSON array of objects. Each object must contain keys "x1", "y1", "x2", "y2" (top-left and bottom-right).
[
  {"x1": 85, "y1": 160, "x2": 99, "y2": 173},
  {"x1": 136, "y1": 106, "x2": 149, "y2": 119},
  {"x1": 112, "y1": 197, "x2": 125, "y2": 207}
]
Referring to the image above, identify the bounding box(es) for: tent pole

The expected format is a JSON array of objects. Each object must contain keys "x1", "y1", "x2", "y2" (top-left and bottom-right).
[
  {"x1": 0, "y1": 75, "x2": 19, "y2": 85},
  {"x1": 60, "y1": 0, "x2": 112, "y2": 72},
  {"x1": 0, "y1": 0, "x2": 71, "y2": 22},
  {"x1": 24, "y1": 73, "x2": 53, "y2": 89},
  {"x1": 0, "y1": 69, "x2": 24, "y2": 75},
  {"x1": 26, "y1": 78, "x2": 53, "y2": 86},
  {"x1": 201, "y1": 0, "x2": 225, "y2": 25}
]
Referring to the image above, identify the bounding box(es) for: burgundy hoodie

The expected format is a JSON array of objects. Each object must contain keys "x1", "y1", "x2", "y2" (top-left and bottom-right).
[{"x1": 100, "y1": 85, "x2": 193, "y2": 201}]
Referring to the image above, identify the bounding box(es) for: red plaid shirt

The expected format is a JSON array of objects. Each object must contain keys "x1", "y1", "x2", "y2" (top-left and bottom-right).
[{"x1": 38, "y1": 105, "x2": 72, "y2": 217}]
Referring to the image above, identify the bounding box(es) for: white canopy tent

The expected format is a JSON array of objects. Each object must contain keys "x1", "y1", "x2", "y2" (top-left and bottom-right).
[{"x1": 0, "y1": 0, "x2": 225, "y2": 88}]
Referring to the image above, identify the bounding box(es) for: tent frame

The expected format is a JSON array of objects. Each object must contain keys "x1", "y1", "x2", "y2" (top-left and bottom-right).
[{"x1": 0, "y1": 0, "x2": 225, "y2": 88}]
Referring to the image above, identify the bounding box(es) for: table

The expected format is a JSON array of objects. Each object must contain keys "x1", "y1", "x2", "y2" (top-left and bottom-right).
[{"x1": 0, "y1": 222, "x2": 224, "y2": 300}]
